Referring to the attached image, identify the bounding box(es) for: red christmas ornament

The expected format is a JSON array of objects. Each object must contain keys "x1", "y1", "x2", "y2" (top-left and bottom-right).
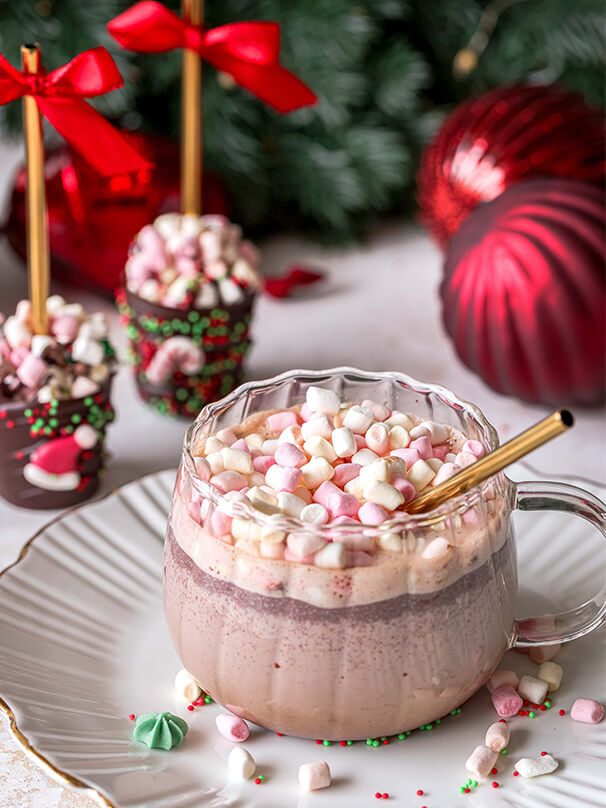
[
  {"x1": 441, "y1": 178, "x2": 605, "y2": 406},
  {"x1": 4, "y1": 133, "x2": 229, "y2": 296},
  {"x1": 418, "y1": 84, "x2": 605, "y2": 247}
]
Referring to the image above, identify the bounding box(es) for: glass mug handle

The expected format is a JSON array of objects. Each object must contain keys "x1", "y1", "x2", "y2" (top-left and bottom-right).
[{"x1": 512, "y1": 480, "x2": 606, "y2": 647}]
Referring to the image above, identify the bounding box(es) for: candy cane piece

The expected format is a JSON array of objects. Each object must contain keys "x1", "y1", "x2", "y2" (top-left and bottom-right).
[{"x1": 146, "y1": 336, "x2": 205, "y2": 384}]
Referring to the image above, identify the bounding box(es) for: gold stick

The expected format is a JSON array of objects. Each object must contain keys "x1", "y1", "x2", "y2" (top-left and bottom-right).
[
  {"x1": 406, "y1": 409, "x2": 574, "y2": 514},
  {"x1": 181, "y1": 0, "x2": 202, "y2": 215},
  {"x1": 21, "y1": 44, "x2": 50, "y2": 336}
]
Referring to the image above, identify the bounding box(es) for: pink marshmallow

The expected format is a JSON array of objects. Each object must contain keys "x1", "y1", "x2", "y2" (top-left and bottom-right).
[
  {"x1": 216, "y1": 713, "x2": 250, "y2": 742},
  {"x1": 432, "y1": 462, "x2": 459, "y2": 486},
  {"x1": 175, "y1": 256, "x2": 200, "y2": 277},
  {"x1": 491, "y1": 684, "x2": 523, "y2": 718},
  {"x1": 51, "y1": 313, "x2": 79, "y2": 342},
  {"x1": 326, "y1": 491, "x2": 359, "y2": 519},
  {"x1": 570, "y1": 698, "x2": 604, "y2": 724},
  {"x1": 390, "y1": 448, "x2": 420, "y2": 469},
  {"x1": 210, "y1": 471, "x2": 248, "y2": 492},
  {"x1": 287, "y1": 532, "x2": 326, "y2": 557},
  {"x1": 333, "y1": 463, "x2": 361, "y2": 487},
  {"x1": 410, "y1": 436, "x2": 432, "y2": 460},
  {"x1": 300, "y1": 402, "x2": 314, "y2": 421},
  {"x1": 391, "y1": 475, "x2": 416, "y2": 503},
  {"x1": 463, "y1": 439, "x2": 486, "y2": 458},
  {"x1": 194, "y1": 456, "x2": 211, "y2": 481},
  {"x1": 231, "y1": 438, "x2": 250, "y2": 452},
  {"x1": 284, "y1": 547, "x2": 316, "y2": 564},
  {"x1": 209, "y1": 510, "x2": 232, "y2": 537},
  {"x1": 266, "y1": 411, "x2": 299, "y2": 432},
  {"x1": 260, "y1": 541, "x2": 284, "y2": 559},
  {"x1": 275, "y1": 442, "x2": 307, "y2": 468},
  {"x1": 187, "y1": 500, "x2": 201, "y2": 523},
  {"x1": 253, "y1": 455, "x2": 276, "y2": 474},
  {"x1": 365, "y1": 423, "x2": 390, "y2": 455},
  {"x1": 361, "y1": 398, "x2": 391, "y2": 421},
  {"x1": 353, "y1": 434, "x2": 367, "y2": 450},
  {"x1": 313, "y1": 481, "x2": 341, "y2": 507},
  {"x1": 266, "y1": 464, "x2": 302, "y2": 492},
  {"x1": 358, "y1": 501, "x2": 388, "y2": 526},
  {"x1": 346, "y1": 550, "x2": 375, "y2": 567},
  {"x1": 332, "y1": 533, "x2": 375, "y2": 553},
  {"x1": 432, "y1": 444, "x2": 449, "y2": 461},
  {"x1": 16, "y1": 353, "x2": 47, "y2": 388},
  {"x1": 137, "y1": 224, "x2": 167, "y2": 257}
]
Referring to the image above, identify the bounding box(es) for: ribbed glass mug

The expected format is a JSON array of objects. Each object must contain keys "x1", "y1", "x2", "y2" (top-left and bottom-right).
[{"x1": 163, "y1": 368, "x2": 606, "y2": 740}]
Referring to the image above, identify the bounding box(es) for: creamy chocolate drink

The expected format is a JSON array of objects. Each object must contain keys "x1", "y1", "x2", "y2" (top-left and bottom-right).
[{"x1": 164, "y1": 382, "x2": 516, "y2": 739}]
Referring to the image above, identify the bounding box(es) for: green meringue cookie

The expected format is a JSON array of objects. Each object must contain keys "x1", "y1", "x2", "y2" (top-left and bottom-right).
[{"x1": 133, "y1": 711, "x2": 188, "y2": 750}]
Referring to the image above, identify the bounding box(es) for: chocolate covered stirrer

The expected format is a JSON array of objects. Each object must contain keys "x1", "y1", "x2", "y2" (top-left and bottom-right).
[{"x1": 406, "y1": 410, "x2": 574, "y2": 514}]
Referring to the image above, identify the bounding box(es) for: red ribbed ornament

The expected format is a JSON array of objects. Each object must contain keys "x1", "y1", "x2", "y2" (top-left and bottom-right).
[
  {"x1": 418, "y1": 85, "x2": 605, "y2": 247},
  {"x1": 441, "y1": 179, "x2": 606, "y2": 406}
]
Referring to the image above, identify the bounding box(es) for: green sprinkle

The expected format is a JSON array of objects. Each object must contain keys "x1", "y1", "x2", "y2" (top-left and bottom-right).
[
  {"x1": 366, "y1": 739, "x2": 372, "y2": 746},
  {"x1": 426, "y1": 724, "x2": 433, "y2": 730},
  {"x1": 71, "y1": 414, "x2": 82, "y2": 424},
  {"x1": 24, "y1": 408, "x2": 33, "y2": 417},
  {"x1": 406, "y1": 731, "x2": 411, "y2": 736},
  {"x1": 188, "y1": 311, "x2": 199, "y2": 322},
  {"x1": 84, "y1": 397, "x2": 93, "y2": 406},
  {"x1": 435, "y1": 718, "x2": 441, "y2": 724},
  {"x1": 203, "y1": 696, "x2": 211, "y2": 704},
  {"x1": 472, "y1": 781, "x2": 477, "y2": 788},
  {"x1": 258, "y1": 774, "x2": 264, "y2": 781},
  {"x1": 346, "y1": 740, "x2": 352, "y2": 746},
  {"x1": 456, "y1": 708, "x2": 462, "y2": 714},
  {"x1": 44, "y1": 426, "x2": 52, "y2": 435},
  {"x1": 466, "y1": 779, "x2": 472, "y2": 786},
  {"x1": 65, "y1": 425, "x2": 74, "y2": 434},
  {"x1": 529, "y1": 711, "x2": 535, "y2": 718},
  {"x1": 502, "y1": 748, "x2": 508, "y2": 755},
  {"x1": 323, "y1": 740, "x2": 330, "y2": 746},
  {"x1": 545, "y1": 702, "x2": 551, "y2": 709},
  {"x1": 372, "y1": 740, "x2": 379, "y2": 747},
  {"x1": 51, "y1": 399, "x2": 59, "y2": 408},
  {"x1": 398, "y1": 733, "x2": 405, "y2": 740},
  {"x1": 49, "y1": 418, "x2": 58, "y2": 428},
  {"x1": 459, "y1": 786, "x2": 465, "y2": 793}
]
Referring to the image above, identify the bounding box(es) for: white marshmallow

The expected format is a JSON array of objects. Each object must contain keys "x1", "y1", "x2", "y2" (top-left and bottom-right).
[
  {"x1": 419, "y1": 420, "x2": 449, "y2": 444},
  {"x1": 378, "y1": 532, "x2": 402, "y2": 552},
  {"x1": 363, "y1": 479, "x2": 404, "y2": 511},
  {"x1": 260, "y1": 522, "x2": 287, "y2": 544},
  {"x1": 515, "y1": 754, "x2": 558, "y2": 778},
  {"x1": 331, "y1": 427, "x2": 357, "y2": 458},
  {"x1": 244, "y1": 432, "x2": 264, "y2": 451},
  {"x1": 231, "y1": 518, "x2": 261, "y2": 542},
  {"x1": 344, "y1": 476, "x2": 365, "y2": 500},
  {"x1": 262, "y1": 439, "x2": 280, "y2": 455},
  {"x1": 154, "y1": 212, "x2": 181, "y2": 239},
  {"x1": 228, "y1": 746, "x2": 256, "y2": 779},
  {"x1": 138, "y1": 279, "x2": 162, "y2": 302},
  {"x1": 352, "y1": 448, "x2": 380, "y2": 466},
  {"x1": 303, "y1": 436, "x2": 337, "y2": 463},
  {"x1": 71, "y1": 376, "x2": 100, "y2": 399},
  {"x1": 432, "y1": 462, "x2": 459, "y2": 486},
  {"x1": 422, "y1": 537, "x2": 450, "y2": 559},
  {"x1": 517, "y1": 674, "x2": 548, "y2": 704},
  {"x1": 300, "y1": 503, "x2": 329, "y2": 525},
  {"x1": 195, "y1": 282, "x2": 219, "y2": 308},
  {"x1": 388, "y1": 425, "x2": 410, "y2": 449},
  {"x1": 314, "y1": 542, "x2": 346, "y2": 569},
  {"x1": 301, "y1": 457, "x2": 335, "y2": 488},
  {"x1": 537, "y1": 661, "x2": 563, "y2": 692},
  {"x1": 343, "y1": 404, "x2": 374, "y2": 434},
  {"x1": 206, "y1": 436, "x2": 227, "y2": 453},
  {"x1": 409, "y1": 425, "x2": 431, "y2": 439},
  {"x1": 455, "y1": 451, "x2": 477, "y2": 468},
  {"x1": 45, "y1": 294, "x2": 65, "y2": 315},
  {"x1": 180, "y1": 213, "x2": 204, "y2": 237},
  {"x1": 71, "y1": 337, "x2": 104, "y2": 366},
  {"x1": 487, "y1": 670, "x2": 519, "y2": 693},
  {"x1": 426, "y1": 457, "x2": 444, "y2": 473},
  {"x1": 385, "y1": 411, "x2": 414, "y2": 430},
  {"x1": 164, "y1": 275, "x2": 192, "y2": 305},
  {"x1": 529, "y1": 644, "x2": 561, "y2": 664},
  {"x1": 466, "y1": 745, "x2": 498, "y2": 779},
  {"x1": 358, "y1": 459, "x2": 389, "y2": 484},
  {"x1": 219, "y1": 278, "x2": 245, "y2": 304},
  {"x1": 407, "y1": 459, "x2": 436, "y2": 491},
  {"x1": 306, "y1": 386, "x2": 341, "y2": 415},
  {"x1": 301, "y1": 414, "x2": 334, "y2": 440},
  {"x1": 278, "y1": 425, "x2": 303, "y2": 445},
  {"x1": 298, "y1": 761, "x2": 331, "y2": 791},
  {"x1": 221, "y1": 447, "x2": 253, "y2": 475},
  {"x1": 246, "y1": 486, "x2": 279, "y2": 515},
  {"x1": 30, "y1": 335, "x2": 53, "y2": 357},
  {"x1": 174, "y1": 668, "x2": 201, "y2": 701},
  {"x1": 278, "y1": 492, "x2": 307, "y2": 518},
  {"x1": 206, "y1": 452, "x2": 225, "y2": 474},
  {"x1": 485, "y1": 721, "x2": 510, "y2": 752},
  {"x1": 3, "y1": 316, "x2": 31, "y2": 349}
]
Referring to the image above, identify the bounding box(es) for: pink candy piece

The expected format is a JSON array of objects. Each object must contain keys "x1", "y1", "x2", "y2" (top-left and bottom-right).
[
  {"x1": 284, "y1": 547, "x2": 316, "y2": 564},
  {"x1": 267, "y1": 411, "x2": 299, "y2": 432},
  {"x1": 51, "y1": 313, "x2": 79, "y2": 342},
  {"x1": 491, "y1": 684, "x2": 523, "y2": 718},
  {"x1": 216, "y1": 713, "x2": 250, "y2": 742},
  {"x1": 16, "y1": 353, "x2": 47, "y2": 388},
  {"x1": 253, "y1": 455, "x2": 276, "y2": 474},
  {"x1": 391, "y1": 475, "x2": 416, "y2": 503},
  {"x1": 410, "y1": 436, "x2": 432, "y2": 460},
  {"x1": 365, "y1": 423, "x2": 390, "y2": 455},
  {"x1": 275, "y1": 442, "x2": 307, "y2": 468},
  {"x1": 313, "y1": 481, "x2": 341, "y2": 507},
  {"x1": 463, "y1": 439, "x2": 486, "y2": 458},
  {"x1": 333, "y1": 463, "x2": 362, "y2": 487},
  {"x1": 361, "y1": 399, "x2": 391, "y2": 421},
  {"x1": 353, "y1": 434, "x2": 367, "y2": 451},
  {"x1": 210, "y1": 471, "x2": 248, "y2": 492},
  {"x1": 266, "y1": 464, "x2": 302, "y2": 492},
  {"x1": 209, "y1": 510, "x2": 232, "y2": 537},
  {"x1": 358, "y1": 501, "x2": 388, "y2": 526},
  {"x1": 326, "y1": 491, "x2": 359, "y2": 519},
  {"x1": 231, "y1": 438, "x2": 250, "y2": 453},
  {"x1": 570, "y1": 698, "x2": 604, "y2": 724},
  {"x1": 390, "y1": 447, "x2": 420, "y2": 470},
  {"x1": 432, "y1": 444, "x2": 449, "y2": 461}
]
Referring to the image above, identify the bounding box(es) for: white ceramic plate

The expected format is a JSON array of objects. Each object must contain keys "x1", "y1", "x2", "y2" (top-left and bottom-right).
[{"x1": 1, "y1": 467, "x2": 605, "y2": 808}]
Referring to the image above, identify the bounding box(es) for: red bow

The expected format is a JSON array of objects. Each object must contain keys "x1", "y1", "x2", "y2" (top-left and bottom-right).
[
  {"x1": 264, "y1": 266, "x2": 324, "y2": 298},
  {"x1": 108, "y1": 1, "x2": 317, "y2": 113},
  {"x1": 0, "y1": 47, "x2": 150, "y2": 176}
]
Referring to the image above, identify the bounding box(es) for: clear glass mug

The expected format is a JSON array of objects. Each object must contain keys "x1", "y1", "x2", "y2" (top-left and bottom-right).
[{"x1": 163, "y1": 368, "x2": 606, "y2": 740}]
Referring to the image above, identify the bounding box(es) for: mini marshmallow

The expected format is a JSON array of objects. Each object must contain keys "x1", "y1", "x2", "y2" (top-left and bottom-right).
[
  {"x1": 230, "y1": 439, "x2": 250, "y2": 452},
  {"x1": 344, "y1": 476, "x2": 365, "y2": 500},
  {"x1": 388, "y1": 425, "x2": 410, "y2": 449},
  {"x1": 326, "y1": 491, "x2": 359, "y2": 519},
  {"x1": 432, "y1": 462, "x2": 459, "y2": 486},
  {"x1": 275, "y1": 442, "x2": 307, "y2": 468},
  {"x1": 260, "y1": 521, "x2": 286, "y2": 544},
  {"x1": 419, "y1": 420, "x2": 449, "y2": 445},
  {"x1": 333, "y1": 463, "x2": 361, "y2": 487},
  {"x1": 465, "y1": 745, "x2": 498, "y2": 779},
  {"x1": 206, "y1": 436, "x2": 227, "y2": 453},
  {"x1": 491, "y1": 684, "x2": 523, "y2": 718},
  {"x1": 409, "y1": 425, "x2": 430, "y2": 439},
  {"x1": 358, "y1": 501, "x2": 388, "y2": 526},
  {"x1": 266, "y1": 464, "x2": 302, "y2": 493},
  {"x1": 301, "y1": 457, "x2": 335, "y2": 488},
  {"x1": 313, "y1": 480, "x2": 341, "y2": 507},
  {"x1": 232, "y1": 518, "x2": 261, "y2": 543},
  {"x1": 16, "y1": 353, "x2": 47, "y2": 388},
  {"x1": 244, "y1": 432, "x2": 264, "y2": 451},
  {"x1": 262, "y1": 439, "x2": 280, "y2": 455},
  {"x1": 385, "y1": 411, "x2": 414, "y2": 430},
  {"x1": 303, "y1": 436, "x2": 337, "y2": 463},
  {"x1": 278, "y1": 492, "x2": 307, "y2": 518},
  {"x1": 426, "y1": 457, "x2": 443, "y2": 474},
  {"x1": 391, "y1": 476, "x2": 416, "y2": 503},
  {"x1": 363, "y1": 479, "x2": 404, "y2": 511},
  {"x1": 221, "y1": 447, "x2": 253, "y2": 475},
  {"x1": 174, "y1": 668, "x2": 201, "y2": 701},
  {"x1": 246, "y1": 487, "x2": 279, "y2": 515},
  {"x1": 485, "y1": 721, "x2": 510, "y2": 752},
  {"x1": 195, "y1": 282, "x2": 219, "y2": 308},
  {"x1": 301, "y1": 414, "x2": 334, "y2": 440},
  {"x1": 518, "y1": 674, "x2": 548, "y2": 705},
  {"x1": 365, "y1": 422, "x2": 389, "y2": 455},
  {"x1": 407, "y1": 459, "x2": 436, "y2": 491},
  {"x1": 358, "y1": 459, "x2": 389, "y2": 484},
  {"x1": 216, "y1": 428, "x2": 237, "y2": 445},
  {"x1": 529, "y1": 644, "x2": 561, "y2": 664},
  {"x1": 71, "y1": 337, "x2": 104, "y2": 366},
  {"x1": 216, "y1": 713, "x2": 250, "y2": 742},
  {"x1": 410, "y1": 436, "x2": 432, "y2": 460},
  {"x1": 537, "y1": 661, "x2": 563, "y2": 692},
  {"x1": 298, "y1": 761, "x2": 331, "y2": 792},
  {"x1": 300, "y1": 503, "x2": 329, "y2": 525},
  {"x1": 278, "y1": 425, "x2": 303, "y2": 445},
  {"x1": 377, "y1": 532, "x2": 402, "y2": 552},
  {"x1": 463, "y1": 439, "x2": 485, "y2": 458},
  {"x1": 515, "y1": 754, "x2": 558, "y2": 778},
  {"x1": 390, "y1": 447, "x2": 419, "y2": 469},
  {"x1": 30, "y1": 335, "x2": 53, "y2": 356},
  {"x1": 422, "y1": 537, "x2": 450, "y2": 559},
  {"x1": 343, "y1": 404, "x2": 374, "y2": 434},
  {"x1": 332, "y1": 427, "x2": 357, "y2": 458},
  {"x1": 455, "y1": 451, "x2": 477, "y2": 468},
  {"x1": 228, "y1": 746, "x2": 256, "y2": 779},
  {"x1": 361, "y1": 398, "x2": 390, "y2": 421},
  {"x1": 267, "y1": 411, "x2": 299, "y2": 432},
  {"x1": 211, "y1": 471, "x2": 248, "y2": 493},
  {"x1": 287, "y1": 531, "x2": 326, "y2": 557},
  {"x1": 306, "y1": 386, "x2": 341, "y2": 415},
  {"x1": 71, "y1": 376, "x2": 100, "y2": 398},
  {"x1": 207, "y1": 452, "x2": 225, "y2": 474},
  {"x1": 260, "y1": 540, "x2": 285, "y2": 559},
  {"x1": 570, "y1": 698, "x2": 604, "y2": 724},
  {"x1": 314, "y1": 541, "x2": 346, "y2": 569},
  {"x1": 352, "y1": 448, "x2": 380, "y2": 466},
  {"x1": 219, "y1": 278, "x2": 245, "y2": 304},
  {"x1": 487, "y1": 670, "x2": 519, "y2": 693}
]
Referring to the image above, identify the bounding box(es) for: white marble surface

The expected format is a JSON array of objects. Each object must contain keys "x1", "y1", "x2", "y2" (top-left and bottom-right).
[{"x1": 0, "y1": 140, "x2": 604, "y2": 806}]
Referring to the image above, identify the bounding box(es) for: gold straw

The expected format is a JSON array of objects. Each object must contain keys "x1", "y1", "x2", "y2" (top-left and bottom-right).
[
  {"x1": 406, "y1": 409, "x2": 574, "y2": 514},
  {"x1": 181, "y1": 0, "x2": 203, "y2": 215},
  {"x1": 21, "y1": 44, "x2": 50, "y2": 336}
]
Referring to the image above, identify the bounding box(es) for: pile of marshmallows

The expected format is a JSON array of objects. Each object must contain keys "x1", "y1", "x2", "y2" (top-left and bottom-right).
[
  {"x1": 193, "y1": 385, "x2": 485, "y2": 568},
  {"x1": 125, "y1": 213, "x2": 262, "y2": 309},
  {"x1": 0, "y1": 297, "x2": 112, "y2": 403}
]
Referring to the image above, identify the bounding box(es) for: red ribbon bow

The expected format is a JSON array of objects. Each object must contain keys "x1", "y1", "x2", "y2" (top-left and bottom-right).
[
  {"x1": 0, "y1": 47, "x2": 150, "y2": 176},
  {"x1": 108, "y1": 1, "x2": 317, "y2": 113}
]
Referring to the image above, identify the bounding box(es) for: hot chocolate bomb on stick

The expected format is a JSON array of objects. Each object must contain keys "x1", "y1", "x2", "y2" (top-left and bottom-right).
[
  {"x1": 109, "y1": 0, "x2": 316, "y2": 417},
  {"x1": 0, "y1": 44, "x2": 148, "y2": 508}
]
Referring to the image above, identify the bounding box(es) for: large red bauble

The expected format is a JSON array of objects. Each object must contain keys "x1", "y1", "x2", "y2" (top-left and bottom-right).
[
  {"x1": 418, "y1": 84, "x2": 605, "y2": 247},
  {"x1": 441, "y1": 178, "x2": 605, "y2": 406},
  {"x1": 4, "y1": 132, "x2": 229, "y2": 296}
]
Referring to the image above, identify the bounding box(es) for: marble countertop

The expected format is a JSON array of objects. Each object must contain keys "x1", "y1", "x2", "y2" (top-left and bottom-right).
[{"x1": 0, "y1": 142, "x2": 604, "y2": 807}]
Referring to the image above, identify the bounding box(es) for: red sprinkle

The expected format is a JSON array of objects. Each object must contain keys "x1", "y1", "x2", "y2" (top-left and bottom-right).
[
  {"x1": 559, "y1": 709, "x2": 566, "y2": 716},
  {"x1": 128, "y1": 714, "x2": 135, "y2": 721},
  {"x1": 382, "y1": 795, "x2": 389, "y2": 800},
  {"x1": 464, "y1": 787, "x2": 470, "y2": 793},
  {"x1": 375, "y1": 793, "x2": 382, "y2": 800},
  {"x1": 490, "y1": 767, "x2": 498, "y2": 775},
  {"x1": 518, "y1": 709, "x2": 525, "y2": 716},
  {"x1": 499, "y1": 718, "x2": 506, "y2": 723},
  {"x1": 6, "y1": 420, "x2": 14, "y2": 429},
  {"x1": 187, "y1": 705, "x2": 194, "y2": 711},
  {"x1": 277, "y1": 732, "x2": 284, "y2": 736},
  {"x1": 540, "y1": 704, "x2": 546, "y2": 711},
  {"x1": 416, "y1": 790, "x2": 424, "y2": 796},
  {"x1": 315, "y1": 739, "x2": 322, "y2": 744},
  {"x1": 513, "y1": 771, "x2": 519, "y2": 777},
  {"x1": 254, "y1": 777, "x2": 261, "y2": 785},
  {"x1": 541, "y1": 751, "x2": 548, "y2": 756},
  {"x1": 340, "y1": 740, "x2": 347, "y2": 746},
  {"x1": 383, "y1": 739, "x2": 389, "y2": 745},
  {"x1": 492, "y1": 782, "x2": 499, "y2": 789}
]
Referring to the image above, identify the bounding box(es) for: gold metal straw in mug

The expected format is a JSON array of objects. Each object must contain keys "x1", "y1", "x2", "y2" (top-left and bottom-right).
[
  {"x1": 181, "y1": 0, "x2": 203, "y2": 215},
  {"x1": 406, "y1": 409, "x2": 574, "y2": 514},
  {"x1": 22, "y1": 43, "x2": 50, "y2": 336}
]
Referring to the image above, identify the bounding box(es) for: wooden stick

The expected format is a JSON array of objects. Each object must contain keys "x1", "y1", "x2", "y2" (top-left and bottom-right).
[
  {"x1": 406, "y1": 409, "x2": 574, "y2": 514},
  {"x1": 181, "y1": 0, "x2": 203, "y2": 215},
  {"x1": 21, "y1": 44, "x2": 50, "y2": 335}
]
